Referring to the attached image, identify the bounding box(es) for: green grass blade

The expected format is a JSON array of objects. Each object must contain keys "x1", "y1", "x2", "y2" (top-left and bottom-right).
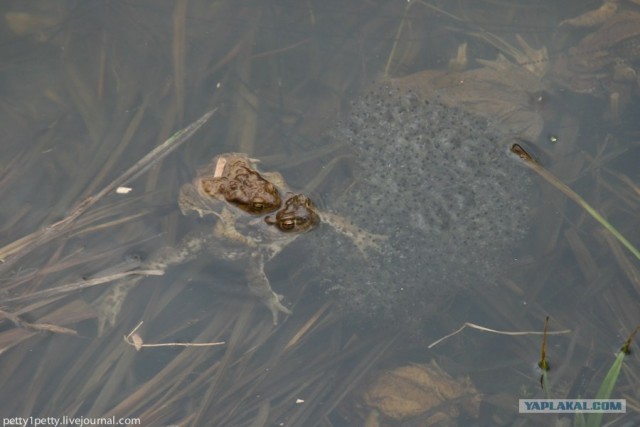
[{"x1": 585, "y1": 351, "x2": 625, "y2": 427}]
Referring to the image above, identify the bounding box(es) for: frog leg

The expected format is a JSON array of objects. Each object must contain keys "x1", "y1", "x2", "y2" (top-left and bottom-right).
[
  {"x1": 93, "y1": 232, "x2": 213, "y2": 335},
  {"x1": 319, "y1": 211, "x2": 388, "y2": 256},
  {"x1": 246, "y1": 252, "x2": 292, "y2": 325},
  {"x1": 93, "y1": 276, "x2": 141, "y2": 336},
  {"x1": 213, "y1": 208, "x2": 257, "y2": 248}
]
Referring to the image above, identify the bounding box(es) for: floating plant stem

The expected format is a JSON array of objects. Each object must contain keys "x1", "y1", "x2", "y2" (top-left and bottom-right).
[
  {"x1": 538, "y1": 316, "x2": 550, "y2": 390},
  {"x1": 427, "y1": 321, "x2": 570, "y2": 348},
  {"x1": 620, "y1": 326, "x2": 638, "y2": 355},
  {"x1": 124, "y1": 321, "x2": 225, "y2": 351},
  {"x1": 510, "y1": 143, "x2": 640, "y2": 261}
]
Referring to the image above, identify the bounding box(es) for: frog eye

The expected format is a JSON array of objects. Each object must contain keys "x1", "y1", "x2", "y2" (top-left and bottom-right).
[
  {"x1": 280, "y1": 219, "x2": 296, "y2": 230},
  {"x1": 252, "y1": 200, "x2": 265, "y2": 210}
]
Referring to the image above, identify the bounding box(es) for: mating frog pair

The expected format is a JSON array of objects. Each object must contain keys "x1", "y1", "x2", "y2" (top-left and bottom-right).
[{"x1": 95, "y1": 153, "x2": 384, "y2": 332}]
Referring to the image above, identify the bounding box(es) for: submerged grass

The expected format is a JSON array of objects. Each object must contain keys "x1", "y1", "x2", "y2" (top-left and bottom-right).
[
  {"x1": 571, "y1": 328, "x2": 638, "y2": 427},
  {"x1": 0, "y1": 108, "x2": 216, "y2": 268},
  {"x1": 0, "y1": 1, "x2": 392, "y2": 424},
  {"x1": 1, "y1": 1, "x2": 638, "y2": 426},
  {"x1": 511, "y1": 143, "x2": 640, "y2": 262}
]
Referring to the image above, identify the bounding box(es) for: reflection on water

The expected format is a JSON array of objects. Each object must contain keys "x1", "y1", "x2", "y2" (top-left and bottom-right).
[{"x1": 0, "y1": 0, "x2": 638, "y2": 426}]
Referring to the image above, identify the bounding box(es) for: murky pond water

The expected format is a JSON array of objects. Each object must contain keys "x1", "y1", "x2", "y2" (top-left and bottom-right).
[{"x1": 1, "y1": 1, "x2": 638, "y2": 426}]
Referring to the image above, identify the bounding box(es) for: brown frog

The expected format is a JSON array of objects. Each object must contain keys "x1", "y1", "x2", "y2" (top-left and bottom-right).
[{"x1": 94, "y1": 153, "x2": 384, "y2": 333}]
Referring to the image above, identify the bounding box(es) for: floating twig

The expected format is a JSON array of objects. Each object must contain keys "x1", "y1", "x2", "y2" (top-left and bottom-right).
[
  {"x1": 510, "y1": 143, "x2": 640, "y2": 261},
  {"x1": 3, "y1": 269, "x2": 163, "y2": 304},
  {"x1": 428, "y1": 321, "x2": 571, "y2": 349},
  {"x1": 124, "y1": 321, "x2": 225, "y2": 351},
  {"x1": 0, "y1": 108, "x2": 217, "y2": 268}
]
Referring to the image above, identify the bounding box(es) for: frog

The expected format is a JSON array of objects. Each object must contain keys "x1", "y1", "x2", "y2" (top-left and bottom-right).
[{"x1": 94, "y1": 153, "x2": 385, "y2": 334}]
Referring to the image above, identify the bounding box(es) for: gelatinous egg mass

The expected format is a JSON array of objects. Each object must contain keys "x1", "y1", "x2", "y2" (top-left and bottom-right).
[{"x1": 311, "y1": 85, "x2": 533, "y2": 330}]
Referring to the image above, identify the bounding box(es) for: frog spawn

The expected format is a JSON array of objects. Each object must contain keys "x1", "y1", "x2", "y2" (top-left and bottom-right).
[{"x1": 309, "y1": 85, "x2": 533, "y2": 331}]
